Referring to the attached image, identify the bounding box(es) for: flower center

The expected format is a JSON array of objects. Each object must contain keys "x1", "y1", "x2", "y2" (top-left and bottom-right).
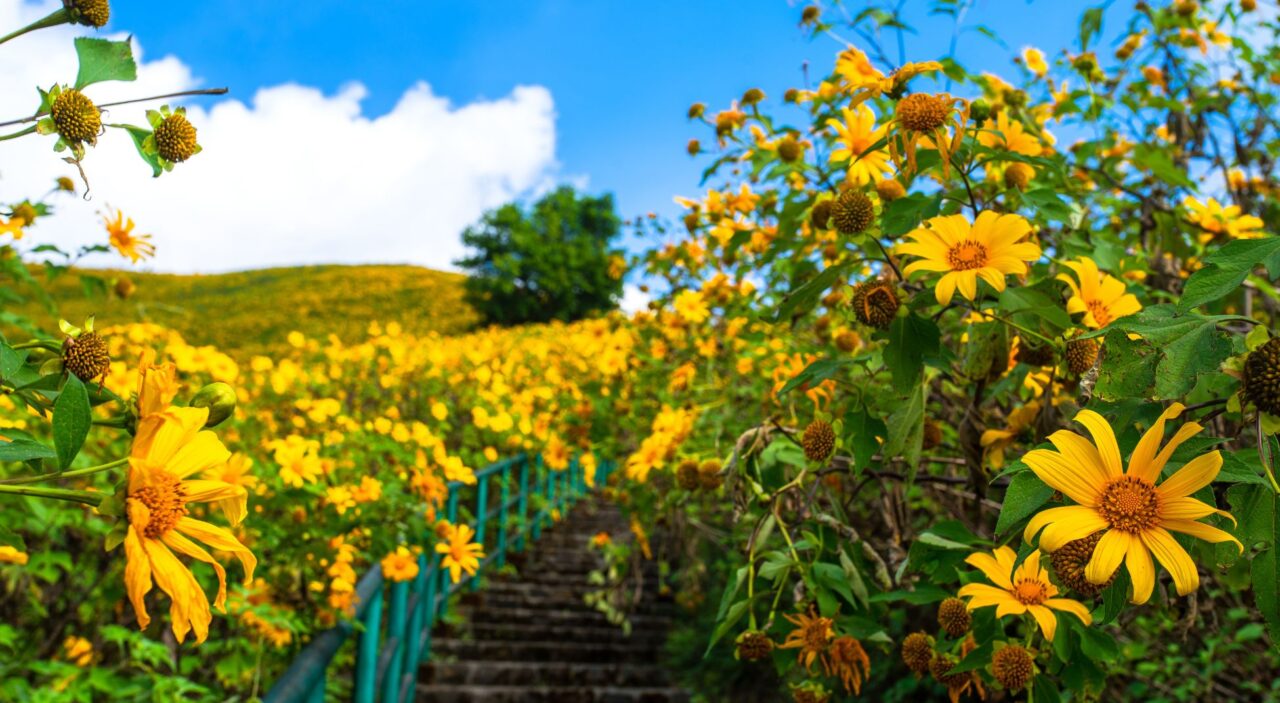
[
  {"x1": 803, "y1": 618, "x2": 832, "y2": 651},
  {"x1": 1012, "y1": 578, "x2": 1048, "y2": 605},
  {"x1": 947, "y1": 240, "x2": 989, "y2": 271},
  {"x1": 1086, "y1": 298, "x2": 1113, "y2": 327},
  {"x1": 132, "y1": 470, "x2": 188, "y2": 539},
  {"x1": 897, "y1": 93, "x2": 952, "y2": 132},
  {"x1": 1099, "y1": 476, "x2": 1159, "y2": 533}
]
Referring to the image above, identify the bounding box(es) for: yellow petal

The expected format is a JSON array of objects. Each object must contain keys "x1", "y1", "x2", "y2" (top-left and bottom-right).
[
  {"x1": 1127, "y1": 404, "x2": 1186, "y2": 482},
  {"x1": 964, "y1": 552, "x2": 1014, "y2": 589},
  {"x1": 1035, "y1": 506, "x2": 1109, "y2": 553},
  {"x1": 168, "y1": 430, "x2": 232, "y2": 479},
  {"x1": 131, "y1": 409, "x2": 206, "y2": 464},
  {"x1": 1157, "y1": 451, "x2": 1222, "y2": 499},
  {"x1": 1142, "y1": 527, "x2": 1199, "y2": 596},
  {"x1": 1126, "y1": 537, "x2": 1156, "y2": 604},
  {"x1": 1162, "y1": 518, "x2": 1243, "y2": 553},
  {"x1": 123, "y1": 527, "x2": 152, "y2": 631},
  {"x1": 176, "y1": 517, "x2": 257, "y2": 584},
  {"x1": 162, "y1": 530, "x2": 229, "y2": 612},
  {"x1": 954, "y1": 270, "x2": 979, "y2": 301},
  {"x1": 1047, "y1": 429, "x2": 1115, "y2": 484},
  {"x1": 1027, "y1": 604, "x2": 1058, "y2": 641},
  {"x1": 935, "y1": 272, "x2": 958, "y2": 306},
  {"x1": 1085, "y1": 529, "x2": 1130, "y2": 584},
  {"x1": 1147, "y1": 421, "x2": 1205, "y2": 481},
  {"x1": 1159, "y1": 496, "x2": 1231, "y2": 523},
  {"x1": 1072, "y1": 410, "x2": 1123, "y2": 478},
  {"x1": 142, "y1": 537, "x2": 211, "y2": 644},
  {"x1": 1023, "y1": 449, "x2": 1103, "y2": 506},
  {"x1": 1045, "y1": 597, "x2": 1092, "y2": 626}
]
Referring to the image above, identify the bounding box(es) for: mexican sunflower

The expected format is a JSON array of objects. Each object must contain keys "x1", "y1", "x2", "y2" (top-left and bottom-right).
[
  {"x1": 104, "y1": 210, "x2": 155, "y2": 263},
  {"x1": 124, "y1": 407, "x2": 255, "y2": 643},
  {"x1": 1022, "y1": 404, "x2": 1241, "y2": 604},
  {"x1": 1056, "y1": 257, "x2": 1142, "y2": 329},
  {"x1": 779, "y1": 608, "x2": 834, "y2": 670},
  {"x1": 958, "y1": 547, "x2": 1090, "y2": 641},
  {"x1": 899, "y1": 212, "x2": 1042, "y2": 305},
  {"x1": 826, "y1": 104, "x2": 892, "y2": 186},
  {"x1": 436, "y1": 522, "x2": 484, "y2": 583}
]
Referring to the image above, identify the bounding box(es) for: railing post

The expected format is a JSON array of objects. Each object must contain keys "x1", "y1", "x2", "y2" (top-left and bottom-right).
[
  {"x1": 420, "y1": 552, "x2": 440, "y2": 665},
  {"x1": 307, "y1": 674, "x2": 325, "y2": 703},
  {"x1": 516, "y1": 455, "x2": 530, "y2": 551},
  {"x1": 532, "y1": 455, "x2": 545, "y2": 541},
  {"x1": 471, "y1": 475, "x2": 489, "y2": 592},
  {"x1": 354, "y1": 586, "x2": 384, "y2": 703},
  {"x1": 382, "y1": 580, "x2": 409, "y2": 703},
  {"x1": 403, "y1": 553, "x2": 428, "y2": 691},
  {"x1": 497, "y1": 463, "x2": 510, "y2": 568},
  {"x1": 544, "y1": 457, "x2": 555, "y2": 529}
]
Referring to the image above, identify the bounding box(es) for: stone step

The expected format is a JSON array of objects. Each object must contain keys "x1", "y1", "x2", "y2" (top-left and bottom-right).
[
  {"x1": 458, "y1": 604, "x2": 672, "y2": 631},
  {"x1": 460, "y1": 622, "x2": 668, "y2": 647},
  {"x1": 414, "y1": 684, "x2": 690, "y2": 703},
  {"x1": 431, "y1": 638, "x2": 663, "y2": 664},
  {"x1": 423, "y1": 660, "x2": 672, "y2": 688},
  {"x1": 473, "y1": 592, "x2": 675, "y2": 615}
]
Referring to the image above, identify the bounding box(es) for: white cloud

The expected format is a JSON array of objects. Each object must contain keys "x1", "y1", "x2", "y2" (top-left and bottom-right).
[
  {"x1": 0, "y1": 0, "x2": 559, "y2": 273},
  {"x1": 619, "y1": 283, "x2": 650, "y2": 314}
]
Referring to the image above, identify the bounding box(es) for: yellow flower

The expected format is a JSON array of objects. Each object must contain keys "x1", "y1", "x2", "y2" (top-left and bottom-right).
[
  {"x1": 899, "y1": 211, "x2": 1042, "y2": 305},
  {"x1": 136, "y1": 350, "x2": 180, "y2": 418},
  {"x1": 779, "y1": 607, "x2": 834, "y2": 670},
  {"x1": 977, "y1": 110, "x2": 1043, "y2": 156},
  {"x1": 1183, "y1": 196, "x2": 1265, "y2": 242},
  {"x1": 436, "y1": 521, "x2": 484, "y2": 583},
  {"x1": 381, "y1": 546, "x2": 420, "y2": 582},
  {"x1": 826, "y1": 104, "x2": 892, "y2": 186},
  {"x1": 590, "y1": 531, "x2": 611, "y2": 548},
  {"x1": 958, "y1": 547, "x2": 1090, "y2": 640},
  {"x1": 1056, "y1": 257, "x2": 1142, "y2": 329},
  {"x1": 1022, "y1": 404, "x2": 1241, "y2": 604},
  {"x1": 673, "y1": 289, "x2": 710, "y2": 325},
  {"x1": 1023, "y1": 46, "x2": 1048, "y2": 77},
  {"x1": 124, "y1": 408, "x2": 256, "y2": 644},
  {"x1": 104, "y1": 210, "x2": 156, "y2": 263},
  {"x1": 980, "y1": 401, "x2": 1041, "y2": 469},
  {"x1": 63, "y1": 636, "x2": 93, "y2": 666},
  {"x1": 543, "y1": 434, "x2": 570, "y2": 471},
  {"x1": 835, "y1": 46, "x2": 884, "y2": 90},
  {"x1": 0, "y1": 545, "x2": 29, "y2": 565},
  {"x1": 0, "y1": 215, "x2": 25, "y2": 240}
]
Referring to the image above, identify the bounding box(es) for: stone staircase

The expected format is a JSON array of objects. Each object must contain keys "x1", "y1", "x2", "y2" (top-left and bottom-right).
[{"x1": 417, "y1": 500, "x2": 688, "y2": 703}]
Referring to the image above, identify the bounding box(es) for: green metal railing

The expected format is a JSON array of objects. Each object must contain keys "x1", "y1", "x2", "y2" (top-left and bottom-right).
[{"x1": 264, "y1": 452, "x2": 606, "y2": 703}]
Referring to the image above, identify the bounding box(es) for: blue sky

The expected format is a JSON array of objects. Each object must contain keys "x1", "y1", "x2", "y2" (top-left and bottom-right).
[{"x1": 108, "y1": 0, "x2": 1120, "y2": 226}]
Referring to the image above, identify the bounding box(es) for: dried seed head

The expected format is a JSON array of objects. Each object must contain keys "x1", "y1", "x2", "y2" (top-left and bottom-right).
[
  {"x1": 735, "y1": 630, "x2": 775, "y2": 661},
  {"x1": 810, "y1": 200, "x2": 832, "y2": 231},
  {"x1": 922, "y1": 419, "x2": 943, "y2": 451},
  {"x1": 1066, "y1": 337, "x2": 1099, "y2": 375},
  {"x1": 1005, "y1": 162, "x2": 1034, "y2": 190},
  {"x1": 51, "y1": 89, "x2": 101, "y2": 145},
  {"x1": 930, "y1": 653, "x2": 967, "y2": 687},
  {"x1": 801, "y1": 420, "x2": 836, "y2": 463},
  {"x1": 676, "y1": 458, "x2": 700, "y2": 491},
  {"x1": 698, "y1": 459, "x2": 723, "y2": 490},
  {"x1": 64, "y1": 0, "x2": 110, "y2": 27},
  {"x1": 992, "y1": 645, "x2": 1034, "y2": 691},
  {"x1": 1243, "y1": 337, "x2": 1280, "y2": 416},
  {"x1": 154, "y1": 112, "x2": 199, "y2": 162},
  {"x1": 876, "y1": 179, "x2": 906, "y2": 202},
  {"x1": 937, "y1": 597, "x2": 971, "y2": 638},
  {"x1": 800, "y1": 5, "x2": 821, "y2": 25},
  {"x1": 850, "y1": 280, "x2": 900, "y2": 329},
  {"x1": 777, "y1": 135, "x2": 804, "y2": 163},
  {"x1": 741, "y1": 88, "x2": 765, "y2": 106},
  {"x1": 1017, "y1": 341, "x2": 1057, "y2": 367},
  {"x1": 1050, "y1": 532, "x2": 1114, "y2": 598},
  {"x1": 901, "y1": 632, "x2": 934, "y2": 676},
  {"x1": 831, "y1": 190, "x2": 874, "y2": 234},
  {"x1": 62, "y1": 331, "x2": 110, "y2": 382},
  {"x1": 896, "y1": 93, "x2": 953, "y2": 132}
]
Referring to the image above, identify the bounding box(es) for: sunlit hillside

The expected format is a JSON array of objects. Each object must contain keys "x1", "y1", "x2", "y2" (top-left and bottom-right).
[{"x1": 17, "y1": 264, "x2": 478, "y2": 357}]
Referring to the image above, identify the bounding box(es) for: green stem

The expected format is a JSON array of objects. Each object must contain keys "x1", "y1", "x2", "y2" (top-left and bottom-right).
[
  {"x1": 0, "y1": 484, "x2": 103, "y2": 506},
  {"x1": 970, "y1": 306, "x2": 1058, "y2": 349},
  {"x1": 0, "y1": 457, "x2": 127, "y2": 485},
  {"x1": 0, "y1": 125, "x2": 37, "y2": 142},
  {"x1": 11, "y1": 339, "x2": 60, "y2": 352},
  {"x1": 0, "y1": 8, "x2": 69, "y2": 47}
]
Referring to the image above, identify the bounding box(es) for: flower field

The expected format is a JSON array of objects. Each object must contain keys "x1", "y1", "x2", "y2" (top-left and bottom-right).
[{"x1": 4, "y1": 1, "x2": 1280, "y2": 702}]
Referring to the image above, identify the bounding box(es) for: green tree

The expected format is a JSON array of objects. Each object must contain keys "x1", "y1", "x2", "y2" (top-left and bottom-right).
[{"x1": 456, "y1": 186, "x2": 625, "y2": 325}]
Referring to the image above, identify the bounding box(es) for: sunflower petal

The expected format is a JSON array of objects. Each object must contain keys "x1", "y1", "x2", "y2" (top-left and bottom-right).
[
  {"x1": 123, "y1": 527, "x2": 152, "y2": 631},
  {"x1": 1126, "y1": 536, "x2": 1156, "y2": 604},
  {"x1": 162, "y1": 530, "x2": 229, "y2": 612},
  {"x1": 1023, "y1": 448, "x2": 1104, "y2": 506},
  {"x1": 964, "y1": 552, "x2": 1014, "y2": 589},
  {"x1": 1128, "y1": 404, "x2": 1186, "y2": 482},
  {"x1": 1047, "y1": 429, "x2": 1115, "y2": 483},
  {"x1": 1073, "y1": 410, "x2": 1124, "y2": 478},
  {"x1": 1157, "y1": 451, "x2": 1222, "y2": 499},
  {"x1": 1036, "y1": 506, "x2": 1109, "y2": 553},
  {"x1": 1142, "y1": 527, "x2": 1199, "y2": 596},
  {"x1": 1027, "y1": 604, "x2": 1059, "y2": 641},
  {"x1": 1085, "y1": 529, "x2": 1130, "y2": 584},
  {"x1": 1045, "y1": 597, "x2": 1092, "y2": 626},
  {"x1": 142, "y1": 537, "x2": 212, "y2": 644},
  {"x1": 177, "y1": 517, "x2": 257, "y2": 584},
  {"x1": 1162, "y1": 518, "x2": 1243, "y2": 553}
]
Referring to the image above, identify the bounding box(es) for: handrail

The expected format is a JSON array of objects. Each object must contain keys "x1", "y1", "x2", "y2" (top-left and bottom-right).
[{"x1": 264, "y1": 452, "x2": 607, "y2": 703}]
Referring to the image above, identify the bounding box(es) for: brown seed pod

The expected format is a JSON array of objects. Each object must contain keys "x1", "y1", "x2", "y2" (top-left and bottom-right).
[
  {"x1": 1066, "y1": 337, "x2": 1099, "y2": 375},
  {"x1": 849, "y1": 280, "x2": 900, "y2": 329},
  {"x1": 901, "y1": 632, "x2": 933, "y2": 676},
  {"x1": 62, "y1": 332, "x2": 110, "y2": 382},
  {"x1": 992, "y1": 644, "x2": 1034, "y2": 691},
  {"x1": 801, "y1": 420, "x2": 836, "y2": 463},
  {"x1": 937, "y1": 597, "x2": 971, "y2": 638},
  {"x1": 1050, "y1": 532, "x2": 1115, "y2": 598},
  {"x1": 897, "y1": 93, "x2": 952, "y2": 132},
  {"x1": 1243, "y1": 337, "x2": 1280, "y2": 416},
  {"x1": 831, "y1": 190, "x2": 874, "y2": 235}
]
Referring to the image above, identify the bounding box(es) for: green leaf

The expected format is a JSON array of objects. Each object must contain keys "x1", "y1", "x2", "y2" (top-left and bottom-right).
[
  {"x1": 1131, "y1": 143, "x2": 1195, "y2": 189},
  {"x1": 52, "y1": 375, "x2": 91, "y2": 469},
  {"x1": 880, "y1": 192, "x2": 942, "y2": 237},
  {"x1": 1098, "y1": 568, "x2": 1131, "y2": 625},
  {"x1": 768, "y1": 264, "x2": 844, "y2": 323},
  {"x1": 1093, "y1": 328, "x2": 1157, "y2": 401},
  {"x1": 1217, "y1": 451, "x2": 1272, "y2": 487},
  {"x1": 844, "y1": 406, "x2": 886, "y2": 472},
  {"x1": 1078, "y1": 627, "x2": 1119, "y2": 662},
  {"x1": 705, "y1": 600, "x2": 749, "y2": 656},
  {"x1": 1100, "y1": 305, "x2": 1235, "y2": 399},
  {"x1": 1021, "y1": 188, "x2": 1074, "y2": 223},
  {"x1": 812, "y1": 562, "x2": 858, "y2": 608},
  {"x1": 996, "y1": 469, "x2": 1054, "y2": 537},
  {"x1": 883, "y1": 382, "x2": 925, "y2": 468},
  {"x1": 0, "y1": 438, "x2": 56, "y2": 463},
  {"x1": 884, "y1": 313, "x2": 940, "y2": 393},
  {"x1": 122, "y1": 124, "x2": 163, "y2": 178},
  {"x1": 948, "y1": 640, "x2": 993, "y2": 674},
  {"x1": 777, "y1": 357, "x2": 852, "y2": 397},
  {"x1": 74, "y1": 37, "x2": 138, "y2": 89},
  {"x1": 1179, "y1": 238, "x2": 1280, "y2": 312},
  {"x1": 1079, "y1": 7, "x2": 1104, "y2": 50}
]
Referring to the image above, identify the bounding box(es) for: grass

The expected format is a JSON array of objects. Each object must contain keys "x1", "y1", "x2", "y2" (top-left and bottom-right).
[{"x1": 13, "y1": 264, "x2": 479, "y2": 358}]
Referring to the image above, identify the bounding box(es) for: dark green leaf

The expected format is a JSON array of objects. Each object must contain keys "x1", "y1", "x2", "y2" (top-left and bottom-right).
[
  {"x1": 1179, "y1": 238, "x2": 1280, "y2": 312},
  {"x1": 996, "y1": 469, "x2": 1054, "y2": 537},
  {"x1": 768, "y1": 265, "x2": 844, "y2": 324},
  {"x1": 52, "y1": 375, "x2": 91, "y2": 469},
  {"x1": 0, "y1": 438, "x2": 56, "y2": 463},
  {"x1": 74, "y1": 37, "x2": 138, "y2": 89},
  {"x1": 884, "y1": 313, "x2": 940, "y2": 393}
]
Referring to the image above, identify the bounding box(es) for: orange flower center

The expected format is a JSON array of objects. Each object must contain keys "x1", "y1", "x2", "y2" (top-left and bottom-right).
[
  {"x1": 1086, "y1": 298, "x2": 1113, "y2": 327},
  {"x1": 947, "y1": 240, "x2": 989, "y2": 271},
  {"x1": 1099, "y1": 476, "x2": 1160, "y2": 533},
  {"x1": 1012, "y1": 578, "x2": 1048, "y2": 605},
  {"x1": 132, "y1": 470, "x2": 188, "y2": 539},
  {"x1": 802, "y1": 617, "x2": 834, "y2": 652}
]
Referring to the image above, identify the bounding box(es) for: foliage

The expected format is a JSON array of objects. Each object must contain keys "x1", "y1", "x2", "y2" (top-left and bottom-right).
[{"x1": 456, "y1": 185, "x2": 627, "y2": 325}]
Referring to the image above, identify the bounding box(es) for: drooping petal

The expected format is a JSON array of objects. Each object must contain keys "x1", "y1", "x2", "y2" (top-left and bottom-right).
[
  {"x1": 1126, "y1": 537, "x2": 1156, "y2": 604},
  {"x1": 1085, "y1": 529, "x2": 1130, "y2": 585},
  {"x1": 1147, "y1": 421, "x2": 1205, "y2": 480},
  {"x1": 1162, "y1": 519, "x2": 1243, "y2": 553},
  {"x1": 1157, "y1": 451, "x2": 1223, "y2": 499},
  {"x1": 958, "y1": 582, "x2": 1014, "y2": 605},
  {"x1": 1032, "y1": 506, "x2": 1109, "y2": 552},
  {"x1": 123, "y1": 526, "x2": 152, "y2": 630},
  {"x1": 1023, "y1": 449, "x2": 1104, "y2": 506},
  {"x1": 1159, "y1": 496, "x2": 1233, "y2": 524},
  {"x1": 142, "y1": 537, "x2": 211, "y2": 644},
  {"x1": 1027, "y1": 604, "x2": 1059, "y2": 641},
  {"x1": 176, "y1": 517, "x2": 257, "y2": 585},
  {"x1": 964, "y1": 552, "x2": 1014, "y2": 589},
  {"x1": 1072, "y1": 410, "x2": 1124, "y2": 478},
  {"x1": 162, "y1": 530, "x2": 229, "y2": 612},
  {"x1": 1142, "y1": 527, "x2": 1199, "y2": 596},
  {"x1": 1045, "y1": 597, "x2": 1092, "y2": 626},
  {"x1": 1127, "y1": 404, "x2": 1186, "y2": 482}
]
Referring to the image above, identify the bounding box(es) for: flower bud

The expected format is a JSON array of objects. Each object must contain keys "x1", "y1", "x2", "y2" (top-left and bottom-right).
[{"x1": 191, "y1": 382, "x2": 236, "y2": 427}]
